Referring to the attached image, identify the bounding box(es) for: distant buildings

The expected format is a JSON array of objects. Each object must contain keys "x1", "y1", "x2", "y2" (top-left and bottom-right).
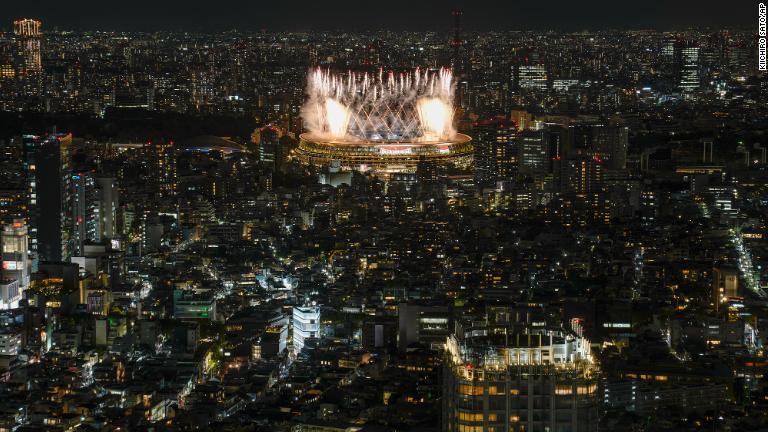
[
  {"x1": 13, "y1": 19, "x2": 41, "y2": 76},
  {"x1": 0, "y1": 20, "x2": 764, "y2": 432}
]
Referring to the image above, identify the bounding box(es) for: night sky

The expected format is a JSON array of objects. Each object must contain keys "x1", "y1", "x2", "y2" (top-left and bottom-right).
[{"x1": 0, "y1": 0, "x2": 755, "y2": 32}]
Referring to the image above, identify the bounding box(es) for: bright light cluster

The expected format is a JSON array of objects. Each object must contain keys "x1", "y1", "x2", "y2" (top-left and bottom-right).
[{"x1": 302, "y1": 67, "x2": 456, "y2": 142}]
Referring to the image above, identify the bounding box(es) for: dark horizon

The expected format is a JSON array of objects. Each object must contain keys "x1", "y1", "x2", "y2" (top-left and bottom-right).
[{"x1": 0, "y1": 0, "x2": 756, "y2": 32}]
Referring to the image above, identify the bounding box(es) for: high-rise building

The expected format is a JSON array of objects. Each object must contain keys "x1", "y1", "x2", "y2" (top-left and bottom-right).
[
  {"x1": 293, "y1": 305, "x2": 320, "y2": 354},
  {"x1": 517, "y1": 64, "x2": 548, "y2": 91},
  {"x1": 560, "y1": 155, "x2": 603, "y2": 195},
  {"x1": 71, "y1": 171, "x2": 98, "y2": 257},
  {"x1": 152, "y1": 142, "x2": 176, "y2": 198},
  {"x1": 0, "y1": 139, "x2": 26, "y2": 225},
  {"x1": 474, "y1": 118, "x2": 518, "y2": 188},
  {"x1": 1, "y1": 220, "x2": 30, "y2": 308},
  {"x1": 518, "y1": 129, "x2": 549, "y2": 175},
  {"x1": 256, "y1": 126, "x2": 280, "y2": 165},
  {"x1": 591, "y1": 122, "x2": 629, "y2": 170},
  {"x1": 13, "y1": 19, "x2": 42, "y2": 76},
  {"x1": 23, "y1": 134, "x2": 73, "y2": 264},
  {"x1": 678, "y1": 44, "x2": 700, "y2": 92},
  {"x1": 443, "y1": 319, "x2": 598, "y2": 432},
  {"x1": 94, "y1": 177, "x2": 119, "y2": 241},
  {"x1": 515, "y1": 49, "x2": 547, "y2": 92}
]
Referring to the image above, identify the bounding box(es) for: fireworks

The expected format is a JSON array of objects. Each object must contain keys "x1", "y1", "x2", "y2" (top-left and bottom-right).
[{"x1": 301, "y1": 67, "x2": 456, "y2": 142}]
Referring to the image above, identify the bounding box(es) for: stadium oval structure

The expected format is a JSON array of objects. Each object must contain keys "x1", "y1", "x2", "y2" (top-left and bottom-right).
[{"x1": 296, "y1": 132, "x2": 472, "y2": 175}]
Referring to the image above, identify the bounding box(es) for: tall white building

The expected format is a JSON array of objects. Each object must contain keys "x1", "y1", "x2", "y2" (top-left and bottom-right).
[
  {"x1": 518, "y1": 65, "x2": 547, "y2": 90},
  {"x1": 679, "y1": 46, "x2": 700, "y2": 91},
  {"x1": 1, "y1": 220, "x2": 30, "y2": 308},
  {"x1": 293, "y1": 305, "x2": 320, "y2": 354}
]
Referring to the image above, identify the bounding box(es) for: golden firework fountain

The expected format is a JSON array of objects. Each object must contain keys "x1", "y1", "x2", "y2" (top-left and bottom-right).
[{"x1": 297, "y1": 68, "x2": 472, "y2": 176}]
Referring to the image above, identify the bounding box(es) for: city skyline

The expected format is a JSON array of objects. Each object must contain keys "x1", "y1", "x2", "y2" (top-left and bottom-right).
[{"x1": 0, "y1": 6, "x2": 766, "y2": 432}]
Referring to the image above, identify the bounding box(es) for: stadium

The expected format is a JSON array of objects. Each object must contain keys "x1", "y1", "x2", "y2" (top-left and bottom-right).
[{"x1": 296, "y1": 68, "x2": 472, "y2": 175}]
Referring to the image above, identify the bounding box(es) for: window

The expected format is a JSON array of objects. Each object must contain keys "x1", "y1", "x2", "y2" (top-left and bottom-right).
[{"x1": 458, "y1": 384, "x2": 484, "y2": 396}]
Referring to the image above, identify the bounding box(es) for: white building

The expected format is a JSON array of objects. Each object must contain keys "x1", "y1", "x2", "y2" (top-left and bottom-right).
[
  {"x1": 1, "y1": 220, "x2": 30, "y2": 308},
  {"x1": 518, "y1": 64, "x2": 547, "y2": 90},
  {"x1": 293, "y1": 306, "x2": 320, "y2": 354}
]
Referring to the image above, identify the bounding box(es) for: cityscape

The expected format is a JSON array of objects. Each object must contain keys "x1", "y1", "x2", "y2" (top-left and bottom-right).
[{"x1": 0, "y1": 3, "x2": 766, "y2": 432}]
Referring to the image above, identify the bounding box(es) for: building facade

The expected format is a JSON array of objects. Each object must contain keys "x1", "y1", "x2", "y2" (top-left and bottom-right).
[{"x1": 443, "y1": 320, "x2": 598, "y2": 432}]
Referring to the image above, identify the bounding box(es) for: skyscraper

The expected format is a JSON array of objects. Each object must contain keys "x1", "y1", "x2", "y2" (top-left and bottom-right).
[
  {"x1": 71, "y1": 171, "x2": 98, "y2": 257},
  {"x1": 24, "y1": 133, "x2": 73, "y2": 264},
  {"x1": 474, "y1": 118, "x2": 518, "y2": 188},
  {"x1": 94, "y1": 176, "x2": 119, "y2": 242},
  {"x1": 518, "y1": 129, "x2": 549, "y2": 175},
  {"x1": 517, "y1": 64, "x2": 548, "y2": 91},
  {"x1": 678, "y1": 44, "x2": 700, "y2": 92},
  {"x1": 515, "y1": 50, "x2": 548, "y2": 91},
  {"x1": 1, "y1": 220, "x2": 30, "y2": 308},
  {"x1": 256, "y1": 126, "x2": 280, "y2": 165},
  {"x1": 591, "y1": 122, "x2": 629, "y2": 170}
]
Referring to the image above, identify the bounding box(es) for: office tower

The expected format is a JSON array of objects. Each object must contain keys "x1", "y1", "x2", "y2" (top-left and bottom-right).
[
  {"x1": 474, "y1": 118, "x2": 518, "y2": 188},
  {"x1": 0, "y1": 139, "x2": 25, "y2": 225},
  {"x1": 24, "y1": 134, "x2": 73, "y2": 264},
  {"x1": 517, "y1": 64, "x2": 548, "y2": 91},
  {"x1": 1, "y1": 220, "x2": 30, "y2": 307},
  {"x1": 443, "y1": 319, "x2": 598, "y2": 432},
  {"x1": 678, "y1": 44, "x2": 700, "y2": 91},
  {"x1": 293, "y1": 305, "x2": 320, "y2": 354},
  {"x1": 13, "y1": 19, "x2": 42, "y2": 76},
  {"x1": 518, "y1": 130, "x2": 549, "y2": 175},
  {"x1": 545, "y1": 123, "x2": 568, "y2": 170},
  {"x1": 257, "y1": 126, "x2": 280, "y2": 165},
  {"x1": 94, "y1": 177, "x2": 119, "y2": 241},
  {"x1": 515, "y1": 50, "x2": 547, "y2": 91},
  {"x1": 591, "y1": 122, "x2": 629, "y2": 170},
  {"x1": 565, "y1": 122, "x2": 628, "y2": 171},
  {"x1": 71, "y1": 171, "x2": 98, "y2": 257}
]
